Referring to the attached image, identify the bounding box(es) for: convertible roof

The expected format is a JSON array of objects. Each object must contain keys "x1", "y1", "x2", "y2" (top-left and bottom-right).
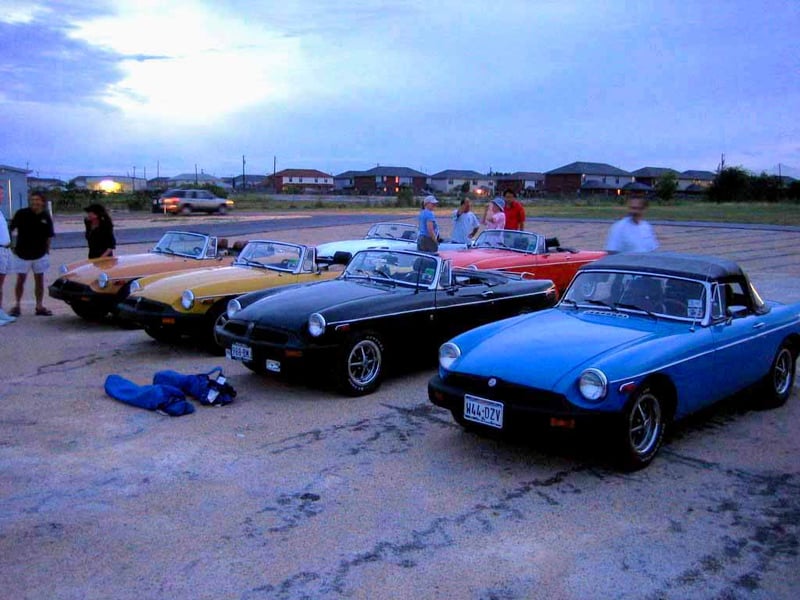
[{"x1": 580, "y1": 252, "x2": 744, "y2": 281}]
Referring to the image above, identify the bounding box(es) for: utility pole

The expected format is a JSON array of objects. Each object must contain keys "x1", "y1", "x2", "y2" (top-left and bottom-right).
[
  {"x1": 157, "y1": 160, "x2": 160, "y2": 180},
  {"x1": 195, "y1": 164, "x2": 198, "y2": 186},
  {"x1": 273, "y1": 155, "x2": 277, "y2": 177},
  {"x1": 242, "y1": 154, "x2": 246, "y2": 190},
  {"x1": 132, "y1": 166, "x2": 136, "y2": 191}
]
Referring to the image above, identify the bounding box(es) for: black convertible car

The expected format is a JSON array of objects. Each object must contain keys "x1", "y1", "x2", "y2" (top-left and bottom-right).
[{"x1": 215, "y1": 249, "x2": 557, "y2": 395}]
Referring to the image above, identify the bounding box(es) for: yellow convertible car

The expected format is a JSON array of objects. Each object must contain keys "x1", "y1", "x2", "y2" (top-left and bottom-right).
[
  {"x1": 117, "y1": 240, "x2": 343, "y2": 350},
  {"x1": 49, "y1": 231, "x2": 237, "y2": 320}
]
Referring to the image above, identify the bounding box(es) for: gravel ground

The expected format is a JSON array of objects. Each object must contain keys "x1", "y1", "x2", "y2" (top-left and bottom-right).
[{"x1": 1, "y1": 219, "x2": 798, "y2": 600}]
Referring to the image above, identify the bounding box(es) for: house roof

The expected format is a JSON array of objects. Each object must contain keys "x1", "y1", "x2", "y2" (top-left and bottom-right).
[
  {"x1": 623, "y1": 181, "x2": 653, "y2": 191},
  {"x1": 362, "y1": 166, "x2": 428, "y2": 178},
  {"x1": 494, "y1": 171, "x2": 545, "y2": 180},
  {"x1": 631, "y1": 167, "x2": 678, "y2": 177},
  {"x1": 684, "y1": 183, "x2": 707, "y2": 193},
  {"x1": 430, "y1": 169, "x2": 487, "y2": 179},
  {"x1": 334, "y1": 170, "x2": 362, "y2": 179},
  {"x1": 546, "y1": 161, "x2": 632, "y2": 177},
  {"x1": 679, "y1": 170, "x2": 715, "y2": 180},
  {"x1": 170, "y1": 173, "x2": 221, "y2": 182},
  {"x1": 273, "y1": 168, "x2": 332, "y2": 178},
  {"x1": 582, "y1": 252, "x2": 744, "y2": 281},
  {"x1": 0, "y1": 165, "x2": 31, "y2": 174}
]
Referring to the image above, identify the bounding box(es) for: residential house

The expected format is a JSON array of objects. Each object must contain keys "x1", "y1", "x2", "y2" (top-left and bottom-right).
[
  {"x1": 266, "y1": 169, "x2": 334, "y2": 194},
  {"x1": 333, "y1": 170, "x2": 362, "y2": 192},
  {"x1": 631, "y1": 167, "x2": 679, "y2": 189},
  {"x1": 494, "y1": 171, "x2": 545, "y2": 195},
  {"x1": 544, "y1": 161, "x2": 634, "y2": 194},
  {"x1": 353, "y1": 166, "x2": 429, "y2": 195},
  {"x1": 71, "y1": 175, "x2": 148, "y2": 193},
  {"x1": 231, "y1": 174, "x2": 267, "y2": 190},
  {"x1": 0, "y1": 164, "x2": 30, "y2": 219},
  {"x1": 147, "y1": 177, "x2": 172, "y2": 190},
  {"x1": 678, "y1": 170, "x2": 715, "y2": 192},
  {"x1": 429, "y1": 170, "x2": 494, "y2": 194}
]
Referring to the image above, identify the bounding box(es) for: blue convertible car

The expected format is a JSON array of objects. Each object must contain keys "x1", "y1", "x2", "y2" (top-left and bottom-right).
[{"x1": 429, "y1": 253, "x2": 800, "y2": 470}]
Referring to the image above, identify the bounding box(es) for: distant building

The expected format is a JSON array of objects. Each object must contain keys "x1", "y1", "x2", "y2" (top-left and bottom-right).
[
  {"x1": 267, "y1": 169, "x2": 333, "y2": 194},
  {"x1": 333, "y1": 170, "x2": 362, "y2": 192},
  {"x1": 353, "y1": 166, "x2": 429, "y2": 195},
  {"x1": 429, "y1": 169, "x2": 494, "y2": 194},
  {"x1": 147, "y1": 177, "x2": 172, "y2": 190},
  {"x1": 70, "y1": 175, "x2": 148, "y2": 193},
  {"x1": 494, "y1": 171, "x2": 545, "y2": 195},
  {"x1": 631, "y1": 167, "x2": 679, "y2": 188},
  {"x1": 678, "y1": 170, "x2": 715, "y2": 191},
  {"x1": 169, "y1": 172, "x2": 224, "y2": 187},
  {"x1": 231, "y1": 174, "x2": 267, "y2": 190},
  {"x1": 545, "y1": 161, "x2": 633, "y2": 194},
  {"x1": 0, "y1": 164, "x2": 30, "y2": 219},
  {"x1": 27, "y1": 177, "x2": 66, "y2": 191}
]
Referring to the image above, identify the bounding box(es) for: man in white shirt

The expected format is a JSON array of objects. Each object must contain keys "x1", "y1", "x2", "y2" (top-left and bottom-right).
[
  {"x1": 606, "y1": 196, "x2": 659, "y2": 254},
  {"x1": 0, "y1": 186, "x2": 16, "y2": 324},
  {"x1": 451, "y1": 198, "x2": 480, "y2": 244}
]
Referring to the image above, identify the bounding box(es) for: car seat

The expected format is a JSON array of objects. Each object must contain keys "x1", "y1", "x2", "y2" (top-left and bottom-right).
[{"x1": 401, "y1": 230, "x2": 417, "y2": 240}]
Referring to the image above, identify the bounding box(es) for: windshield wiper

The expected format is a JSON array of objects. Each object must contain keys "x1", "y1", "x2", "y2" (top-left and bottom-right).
[
  {"x1": 560, "y1": 298, "x2": 578, "y2": 309},
  {"x1": 374, "y1": 267, "x2": 396, "y2": 287},
  {"x1": 236, "y1": 257, "x2": 265, "y2": 269},
  {"x1": 154, "y1": 247, "x2": 177, "y2": 255},
  {"x1": 585, "y1": 298, "x2": 616, "y2": 310},
  {"x1": 614, "y1": 302, "x2": 657, "y2": 319}
]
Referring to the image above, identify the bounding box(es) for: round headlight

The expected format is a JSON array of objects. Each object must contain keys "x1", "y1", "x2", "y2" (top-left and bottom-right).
[
  {"x1": 181, "y1": 289, "x2": 195, "y2": 310},
  {"x1": 579, "y1": 368, "x2": 608, "y2": 402},
  {"x1": 227, "y1": 299, "x2": 242, "y2": 319},
  {"x1": 129, "y1": 280, "x2": 142, "y2": 293},
  {"x1": 58, "y1": 264, "x2": 69, "y2": 275},
  {"x1": 97, "y1": 272, "x2": 109, "y2": 289},
  {"x1": 308, "y1": 313, "x2": 326, "y2": 337},
  {"x1": 439, "y1": 342, "x2": 461, "y2": 370}
]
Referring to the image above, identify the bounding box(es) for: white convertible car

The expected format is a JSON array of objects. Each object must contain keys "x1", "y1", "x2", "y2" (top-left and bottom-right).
[{"x1": 316, "y1": 222, "x2": 467, "y2": 262}]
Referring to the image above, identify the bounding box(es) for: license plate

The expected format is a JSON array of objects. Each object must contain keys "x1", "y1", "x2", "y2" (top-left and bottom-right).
[
  {"x1": 265, "y1": 359, "x2": 281, "y2": 373},
  {"x1": 227, "y1": 342, "x2": 252, "y2": 361},
  {"x1": 464, "y1": 394, "x2": 504, "y2": 429}
]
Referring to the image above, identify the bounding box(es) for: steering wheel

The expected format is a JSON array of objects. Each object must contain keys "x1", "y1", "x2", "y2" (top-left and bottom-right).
[
  {"x1": 664, "y1": 298, "x2": 686, "y2": 317},
  {"x1": 192, "y1": 246, "x2": 203, "y2": 256}
]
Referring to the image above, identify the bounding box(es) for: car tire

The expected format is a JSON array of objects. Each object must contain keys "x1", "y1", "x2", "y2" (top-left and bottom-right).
[
  {"x1": 615, "y1": 387, "x2": 666, "y2": 471},
  {"x1": 180, "y1": 204, "x2": 192, "y2": 215},
  {"x1": 336, "y1": 332, "x2": 385, "y2": 396},
  {"x1": 144, "y1": 326, "x2": 180, "y2": 343},
  {"x1": 69, "y1": 303, "x2": 107, "y2": 321},
  {"x1": 759, "y1": 342, "x2": 796, "y2": 409},
  {"x1": 217, "y1": 205, "x2": 227, "y2": 215},
  {"x1": 200, "y1": 304, "x2": 228, "y2": 355}
]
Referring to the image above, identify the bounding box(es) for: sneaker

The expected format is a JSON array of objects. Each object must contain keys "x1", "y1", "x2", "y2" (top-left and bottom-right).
[{"x1": 0, "y1": 308, "x2": 16, "y2": 323}]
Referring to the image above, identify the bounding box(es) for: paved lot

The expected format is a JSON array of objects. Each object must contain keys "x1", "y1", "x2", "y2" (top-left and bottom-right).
[{"x1": 1, "y1": 219, "x2": 799, "y2": 599}]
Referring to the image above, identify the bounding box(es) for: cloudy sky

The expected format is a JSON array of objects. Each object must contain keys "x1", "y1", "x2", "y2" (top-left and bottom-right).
[{"x1": 1, "y1": 0, "x2": 798, "y2": 180}]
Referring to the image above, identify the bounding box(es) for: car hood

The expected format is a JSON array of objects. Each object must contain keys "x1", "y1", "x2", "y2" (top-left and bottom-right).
[
  {"x1": 316, "y1": 238, "x2": 415, "y2": 258},
  {"x1": 134, "y1": 264, "x2": 315, "y2": 300},
  {"x1": 449, "y1": 309, "x2": 660, "y2": 391},
  {"x1": 62, "y1": 253, "x2": 227, "y2": 283},
  {"x1": 236, "y1": 278, "x2": 397, "y2": 330}
]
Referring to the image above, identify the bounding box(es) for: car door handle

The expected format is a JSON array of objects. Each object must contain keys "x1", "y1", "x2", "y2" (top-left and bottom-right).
[
  {"x1": 752, "y1": 322, "x2": 766, "y2": 329},
  {"x1": 481, "y1": 290, "x2": 494, "y2": 298}
]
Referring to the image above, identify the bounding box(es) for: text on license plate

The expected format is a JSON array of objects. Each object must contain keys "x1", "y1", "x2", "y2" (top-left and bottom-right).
[
  {"x1": 227, "y1": 343, "x2": 252, "y2": 361},
  {"x1": 464, "y1": 394, "x2": 503, "y2": 429}
]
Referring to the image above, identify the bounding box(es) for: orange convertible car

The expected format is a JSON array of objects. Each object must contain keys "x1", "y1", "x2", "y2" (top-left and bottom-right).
[{"x1": 440, "y1": 230, "x2": 606, "y2": 295}]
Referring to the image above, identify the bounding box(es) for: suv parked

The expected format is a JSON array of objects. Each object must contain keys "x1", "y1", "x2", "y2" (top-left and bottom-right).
[{"x1": 152, "y1": 189, "x2": 233, "y2": 215}]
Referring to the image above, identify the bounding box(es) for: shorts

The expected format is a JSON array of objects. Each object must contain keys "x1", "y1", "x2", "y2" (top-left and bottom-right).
[
  {"x1": 0, "y1": 247, "x2": 11, "y2": 275},
  {"x1": 13, "y1": 254, "x2": 50, "y2": 275},
  {"x1": 416, "y1": 235, "x2": 439, "y2": 253}
]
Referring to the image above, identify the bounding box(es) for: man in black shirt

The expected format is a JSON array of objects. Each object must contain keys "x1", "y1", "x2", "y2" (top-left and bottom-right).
[{"x1": 9, "y1": 193, "x2": 55, "y2": 316}]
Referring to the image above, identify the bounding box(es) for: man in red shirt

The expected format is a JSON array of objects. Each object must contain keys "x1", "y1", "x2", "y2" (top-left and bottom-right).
[{"x1": 503, "y1": 189, "x2": 526, "y2": 231}]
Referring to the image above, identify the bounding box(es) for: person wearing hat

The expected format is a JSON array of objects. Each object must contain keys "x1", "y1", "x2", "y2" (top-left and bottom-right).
[
  {"x1": 483, "y1": 196, "x2": 507, "y2": 230},
  {"x1": 417, "y1": 195, "x2": 441, "y2": 253},
  {"x1": 84, "y1": 203, "x2": 116, "y2": 259}
]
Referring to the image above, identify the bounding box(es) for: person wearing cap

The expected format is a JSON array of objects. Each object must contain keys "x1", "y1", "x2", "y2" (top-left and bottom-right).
[
  {"x1": 0, "y1": 186, "x2": 16, "y2": 324},
  {"x1": 417, "y1": 195, "x2": 440, "y2": 253},
  {"x1": 503, "y1": 189, "x2": 526, "y2": 231},
  {"x1": 84, "y1": 203, "x2": 116, "y2": 259},
  {"x1": 483, "y1": 196, "x2": 507, "y2": 230}
]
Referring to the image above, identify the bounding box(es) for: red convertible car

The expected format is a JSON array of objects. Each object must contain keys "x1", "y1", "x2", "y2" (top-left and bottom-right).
[{"x1": 440, "y1": 230, "x2": 606, "y2": 295}]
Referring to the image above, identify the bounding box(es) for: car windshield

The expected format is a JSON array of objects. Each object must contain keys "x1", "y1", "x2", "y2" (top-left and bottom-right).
[
  {"x1": 235, "y1": 241, "x2": 304, "y2": 272},
  {"x1": 562, "y1": 271, "x2": 707, "y2": 321},
  {"x1": 152, "y1": 232, "x2": 209, "y2": 258},
  {"x1": 344, "y1": 250, "x2": 438, "y2": 288},
  {"x1": 473, "y1": 230, "x2": 541, "y2": 253},
  {"x1": 365, "y1": 223, "x2": 417, "y2": 241}
]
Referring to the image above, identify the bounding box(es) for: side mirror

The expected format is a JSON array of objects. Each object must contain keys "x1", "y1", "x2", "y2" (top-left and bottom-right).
[
  {"x1": 332, "y1": 251, "x2": 352, "y2": 266},
  {"x1": 726, "y1": 305, "x2": 748, "y2": 319}
]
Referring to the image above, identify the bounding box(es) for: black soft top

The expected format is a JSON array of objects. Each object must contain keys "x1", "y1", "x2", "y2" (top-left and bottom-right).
[{"x1": 580, "y1": 252, "x2": 744, "y2": 281}]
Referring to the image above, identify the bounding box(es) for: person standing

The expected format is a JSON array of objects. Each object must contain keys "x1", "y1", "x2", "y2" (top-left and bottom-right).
[
  {"x1": 503, "y1": 188, "x2": 526, "y2": 231},
  {"x1": 84, "y1": 203, "x2": 116, "y2": 259},
  {"x1": 451, "y1": 198, "x2": 480, "y2": 244},
  {"x1": 0, "y1": 186, "x2": 16, "y2": 324},
  {"x1": 9, "y1": 192, "x2": 55, "y2": 316},
  {"x1": 417, "y1": 195, "x2": 440, "y2": 253},
  {"x1": 605, "y1": 195, "x2": 659, "y2": 254},
  {"x1": 483, "y1": 197, "x2": 506, "y2": 230}
]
